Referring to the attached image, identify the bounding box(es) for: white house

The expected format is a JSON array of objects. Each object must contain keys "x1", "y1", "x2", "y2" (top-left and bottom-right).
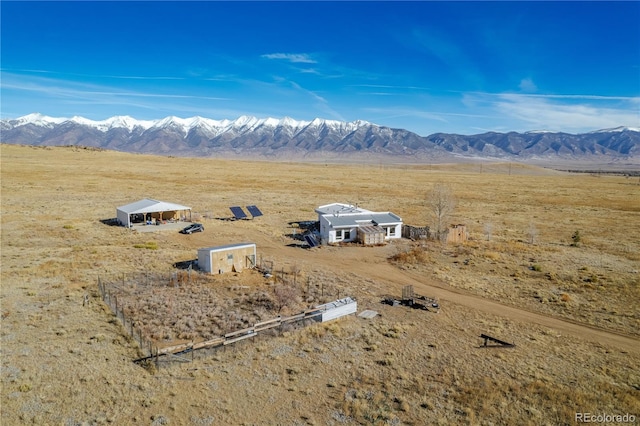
[{"x1": 315, "y1": 203, "x2": 403, "y2": 245}]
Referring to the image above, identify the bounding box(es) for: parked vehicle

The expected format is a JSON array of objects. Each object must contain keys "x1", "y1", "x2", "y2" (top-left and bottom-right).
[{"x1": 179, "y1": 223, "x2": 204, "y2": 234}]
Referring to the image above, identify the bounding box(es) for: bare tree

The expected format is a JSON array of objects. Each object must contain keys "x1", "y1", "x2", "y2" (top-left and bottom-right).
[
  {"x1": 290, "y1": 263, "x2": 301, "y2": 285},
  {"x1": 427, "y1": 183, "x2": 456, "y2": 239},
  {"x1": 273, "y1": 284, "x2": 300, "y2": 314},
  {"x1": 527, "y1": 222, "x2": 539, "y2": 245},
  {"x1": 484, "y1": 222, "x2": 494, "y2": 241}
]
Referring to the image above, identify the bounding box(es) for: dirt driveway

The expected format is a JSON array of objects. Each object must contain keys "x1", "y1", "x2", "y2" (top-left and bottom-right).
[{"x1": 256, "y1": 239, "x2": 640, "y2": 354}]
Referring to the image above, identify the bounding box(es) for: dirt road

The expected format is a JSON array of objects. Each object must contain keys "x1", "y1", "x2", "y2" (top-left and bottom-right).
[{"x1": 266, "y1": 241, "x2": 640, "y2": 354}]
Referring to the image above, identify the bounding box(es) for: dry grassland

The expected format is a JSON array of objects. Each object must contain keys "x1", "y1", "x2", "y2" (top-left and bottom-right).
[{"x1": 1, "y1": 144, "x2": 639, "y2": 425}]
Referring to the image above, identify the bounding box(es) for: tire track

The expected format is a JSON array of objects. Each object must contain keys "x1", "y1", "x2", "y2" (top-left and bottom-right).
[
  {"x1": 292, "y1": 245, "x2": 640, "y2": 354},
  {"x1": 367, "y1": 262, "x2": 638, "y2": 353}
]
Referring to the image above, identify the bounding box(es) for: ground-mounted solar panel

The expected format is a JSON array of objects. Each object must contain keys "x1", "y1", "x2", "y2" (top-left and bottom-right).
[
  {"x1": 246, "y1": 205, "x2": 263, "y2": 217},
  {"x1": 230, "y1": 206, "x2": 248, "y2": 220},
  {"x1": 304, "y1": 234, "x2": 319, "y2": 248}
]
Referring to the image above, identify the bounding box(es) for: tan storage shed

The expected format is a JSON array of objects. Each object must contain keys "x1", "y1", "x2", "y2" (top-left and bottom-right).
[
  {"x1": 446, "y1": 224, "x2": 468, "y2": 244},
  {"x1": 198, "y1": 243, "x2": 256, "y2": 274}
]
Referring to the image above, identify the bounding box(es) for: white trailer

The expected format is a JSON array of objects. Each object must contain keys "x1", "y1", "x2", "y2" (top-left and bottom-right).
[{"x1": 315, "y1": 297, "x2": 357, "y2": 322}]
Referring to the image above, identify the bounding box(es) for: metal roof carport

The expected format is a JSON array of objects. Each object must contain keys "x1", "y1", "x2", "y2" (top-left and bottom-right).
[{"x1": 116, "y1": 198, "x2": 192, "y2": 228}]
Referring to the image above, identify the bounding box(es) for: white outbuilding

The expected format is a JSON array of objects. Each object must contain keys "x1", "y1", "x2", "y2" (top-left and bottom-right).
[
  {"x1": 315, "y1": 203, "x2": 402, "y2": 245},
  {"x1": 315, "y1": 297, "x2": 357, "y2": 322},
  {"x1": 197, "y1": 243, "x2": 257, "y2": 274},
  {"x1": 116, "y1": 198, "x2": 192, "y2": 228}
]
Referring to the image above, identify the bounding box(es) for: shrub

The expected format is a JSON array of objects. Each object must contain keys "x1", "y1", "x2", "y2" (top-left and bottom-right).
[
  {"x1": 571, "y1": 230, "x2": 581, "y2": 247},
  {"x1": 390, "y1": 247, "x2": 430, "y2": 265},
  {"x1": 134, "y1": 241, "x2": 158, "y2": 250},
  {"x1": 483, "y1": 251, "x2": 501, "y2": 261}
]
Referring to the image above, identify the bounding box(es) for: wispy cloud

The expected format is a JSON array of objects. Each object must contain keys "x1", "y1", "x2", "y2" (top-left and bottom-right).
[
  {"x1": 100, "y1": 75, "x2": 185, "y2": 81},
  {"x1": 298, "y1": 68, "x2": 322, "y2": 75},
  {"x1": 261, "y1": 53, "x2": 317, "y2": 64},
  {"x1": 0, "y1": 68, "x2": 54, "y2": 74},
  {"x1": 464, "y1": 91, "x2": 639, "y2": 132},
  {"x1": 289, "y1": 80, "x2": 344, "y2": 121},
  {"x1": 0, "y1": 72, "x2": 234, "y2": 119},
  {"x1": 350, "y1": 84, "x2": 434, "y2": 91},
  {"x1": 410, "y1": 27, "x2": 484, "y2": 87},
  {"x1": 361, "y1": 93, "x2": 397, "y2": 96},
  {"x1": 1, "y1": 74, "x2": 229, "y2": 101},
  {"x1": 503, "y1": 93, "x2": 639, "y2": 102},
  {"x1": 1, "y1": 68, "x2": 186, "y2": 81},
  {"x1": 518, "y1": 78, "x2": 537, "y2": 93},
  {"x1": 363, "y1": 106, "x2": 496, "y2": 122}
]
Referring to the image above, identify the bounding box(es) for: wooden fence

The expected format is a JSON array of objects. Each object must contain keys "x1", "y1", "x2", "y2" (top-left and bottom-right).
[
  {"x1": 134, "y1": 308, "x2": 328, "y2": 365},
  {"x1": 402, "y1": 224, "x2": 431, "y2": 240},
  {"x1": 402, "y1": 224, "x2": 468, "y2": 244}
]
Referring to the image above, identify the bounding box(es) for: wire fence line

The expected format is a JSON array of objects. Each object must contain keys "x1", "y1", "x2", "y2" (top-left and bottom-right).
[
  {"x1": 98, "y1": 277, "x2": 156, "y2": 358},
  {"x1": 96, "y1": 270, "x2": 352, "y2": 368}
]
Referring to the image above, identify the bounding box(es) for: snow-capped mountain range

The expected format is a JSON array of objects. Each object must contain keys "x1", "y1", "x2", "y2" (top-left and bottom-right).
[
  {"x1": 3, "y1": 113, "x2": 370, "y2": 135},
  {"x1": 1, "y1": 113, "x2": 638, "y2": 163}
]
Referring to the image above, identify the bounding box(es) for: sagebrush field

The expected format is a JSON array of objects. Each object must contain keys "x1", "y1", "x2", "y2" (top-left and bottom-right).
[{"x1": 1, "y1": 144, "x2": 638, "y2": 425}]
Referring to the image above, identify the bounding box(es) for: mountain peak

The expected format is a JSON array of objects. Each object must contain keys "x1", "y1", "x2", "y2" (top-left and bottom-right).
[
  {"x1": 280, "y1": 116, "x2": 302, "y2": 127},
  {"x1": 591, "y1": 126, "x2": 640, "y2": 133},
  {"x1": 10, "y1": 113, "x2": 66, "y2": 127}
]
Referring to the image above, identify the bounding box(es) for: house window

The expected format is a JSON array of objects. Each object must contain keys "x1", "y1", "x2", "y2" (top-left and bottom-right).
[
  {"x1": 388, "y1": 227, "x2": 396, "y2": 236},
  {"x1": 227, "y1": 253, "x2": 234, "y2": 264},
  {"x1": 344, "y1": 230, "x2": 351, "y2": 240},
  {"x1": 336, "y1": 230, "x2": 343, "y2": 240}
]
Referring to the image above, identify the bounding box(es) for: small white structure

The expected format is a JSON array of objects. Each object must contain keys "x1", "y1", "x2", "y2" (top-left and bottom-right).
[
  {"x1": 358, "y1": 310, "x2": 378, "y2": 319},
  {"x1": 315, "y1": 203, "x2": 403, "y2": 245},
  {"x1": 315, "y1": 297, "x2": 357, "y2": 322},
  {"x1": 198, "y1": 243, "x2": 257, "y2": 274},
  {"x1": 116, "y1": 198, "x2": 191, "y2": 228}
]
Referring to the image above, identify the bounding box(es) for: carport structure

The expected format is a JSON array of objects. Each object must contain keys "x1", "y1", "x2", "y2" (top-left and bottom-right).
[{"x1": 116, "y1": 198, "x2": 192, "y2": 228}]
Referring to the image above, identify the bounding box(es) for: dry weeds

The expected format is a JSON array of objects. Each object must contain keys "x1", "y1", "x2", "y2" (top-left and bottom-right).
[{"x1": 1, "y1": 145, "x2": 638, "y2": 425}]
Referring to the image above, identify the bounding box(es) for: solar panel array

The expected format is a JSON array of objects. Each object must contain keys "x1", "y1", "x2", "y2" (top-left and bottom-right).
[
  {"x1": 304, "y1": 234, "x2": 319, "y2": 248},
  {"x1": 229, "y1": 206, "x2": 248, "y2": 220},
  {"x1": 246, "y1": 205, "x2": 263, "y2": 218}
]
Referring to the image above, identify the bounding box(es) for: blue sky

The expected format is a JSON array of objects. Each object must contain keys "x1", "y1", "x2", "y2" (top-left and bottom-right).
[{"x1": 1, "y1": 1, "x2": 639, "y2": 135}]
